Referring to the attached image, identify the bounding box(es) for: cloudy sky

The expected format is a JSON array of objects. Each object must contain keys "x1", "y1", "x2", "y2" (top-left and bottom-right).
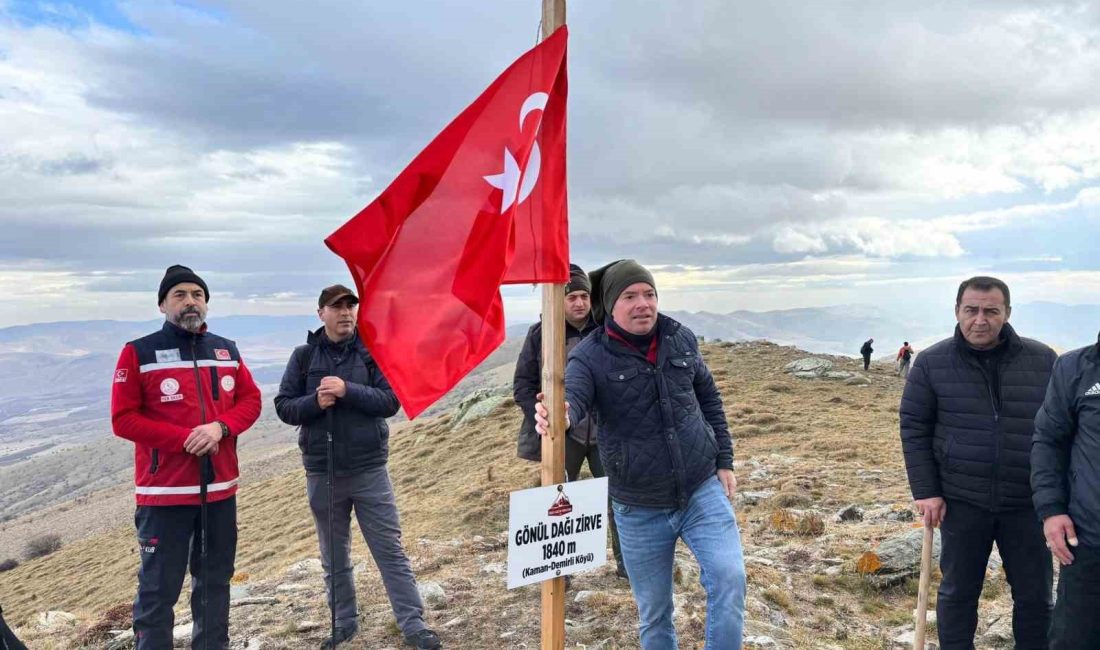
[{"x1": 1, "y1": 0, "x2": 1099, "y2": 328}]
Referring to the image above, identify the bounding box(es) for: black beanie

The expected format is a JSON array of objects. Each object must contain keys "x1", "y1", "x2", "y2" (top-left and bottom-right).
[
  {"x1": 589, "y1": 259, "x2": 656, "y2": 322},
  {"x1": 158, "y1": 265, "x2": 209, "y2": 305},
  {"x1": 565, "y1": 264, "x2": 591, "y2": 295}
]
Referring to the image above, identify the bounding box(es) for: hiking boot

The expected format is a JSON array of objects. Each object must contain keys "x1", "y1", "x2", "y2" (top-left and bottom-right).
[
  {"x1": 404, "y1": 628, "x2": 443, "y2": 649},
  {"x1": 319, "y1": 622, "x2": 358, "y2": 649},
  {"x1": 615, "y1": 563, "x2": 629, "y2": 580}
]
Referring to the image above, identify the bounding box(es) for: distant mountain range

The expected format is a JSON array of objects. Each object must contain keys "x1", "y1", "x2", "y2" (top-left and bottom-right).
[{"x1": 0, "y1": 302, "x2": 1096, "y2": 462}]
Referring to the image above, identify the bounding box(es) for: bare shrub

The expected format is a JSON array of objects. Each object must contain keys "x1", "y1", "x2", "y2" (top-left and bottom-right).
[{"x1": 23, "y1": 533, "x2": 62, "y2": 560}]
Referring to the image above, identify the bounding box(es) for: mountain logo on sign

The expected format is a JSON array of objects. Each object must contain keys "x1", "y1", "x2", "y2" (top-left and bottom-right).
[{"x1": 547, "y1": 484, "x2": 573, "y2": 517}]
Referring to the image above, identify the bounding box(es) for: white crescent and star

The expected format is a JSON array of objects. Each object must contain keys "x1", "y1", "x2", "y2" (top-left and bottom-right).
[{"x1": 483, "y1": 92, "x2": 549, "y2": 213}]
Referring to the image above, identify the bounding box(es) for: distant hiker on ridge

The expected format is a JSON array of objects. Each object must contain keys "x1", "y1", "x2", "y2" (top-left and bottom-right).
[
  {"x1": 897, "y1": 341, "x2": 915, "y2": 379},
  {"x1": 860, "y1": 338, "x2": 874, "y2": 371},
  {"x1": 513, "y1": 263, "x2": 625, "y2": 578},
  {"x1": 111, "y1": 265, "x2": 262, "y2": 649},
  {"x1": 899, "y1": 276, "x2": 1056, "y2": 649},
  {"x1": 274, "y1": 285, "x2": 442, "y2": 650},
  {"x1": 534, "y1": 259, "x2": 746, "y2": 649}
]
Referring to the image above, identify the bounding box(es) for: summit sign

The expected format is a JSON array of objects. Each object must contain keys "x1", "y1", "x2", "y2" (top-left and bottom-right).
[{"x1": 507, "y1": 478, "x2": 609, "y2": 589}]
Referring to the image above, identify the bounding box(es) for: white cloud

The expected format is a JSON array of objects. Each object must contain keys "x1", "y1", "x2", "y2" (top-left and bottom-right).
[{"x1": 4, "y1": 0, "x2": 1100, "y2": 327}]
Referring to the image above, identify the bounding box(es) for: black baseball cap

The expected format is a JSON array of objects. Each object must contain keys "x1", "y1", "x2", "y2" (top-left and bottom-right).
[{"x1": 318, "y1": 284, "x2": 359, "y2": 308}]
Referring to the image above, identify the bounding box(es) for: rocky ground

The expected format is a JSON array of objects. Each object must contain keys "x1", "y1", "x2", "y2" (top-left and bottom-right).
[{"x1": 2, "y1": 341, "x2": 1035, "y2": 649}]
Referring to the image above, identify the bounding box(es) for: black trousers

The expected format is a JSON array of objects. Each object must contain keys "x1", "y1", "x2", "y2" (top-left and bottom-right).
[
  {"x1": 133, "y1": 497, "x2": 237, "y2": 650},
  {"x1": 1051, "y1": 543, "x2": 1100, "y2": 649},
  {"x1": 937, "y1": 500, "x2": 1051, "y2": 650},
  {"x1": 565, "y1": 437, "x2": 624, "y2": 570},
  {"x1": 862, "y1": 354, "x2": 871, "y2": 370}
]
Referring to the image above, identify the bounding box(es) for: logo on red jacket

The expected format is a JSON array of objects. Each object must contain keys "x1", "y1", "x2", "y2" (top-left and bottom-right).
[
  {"x1": 160, "y1": 378, "x2": 183, "y2": 402},
  {"x1": 214, "y1": 348, "x2": 232, "y2": 361},
  {"x1": 221, "y1": 375, "x2": 235, "y2": 392},
  {"x1": 114, "y1": 369, "x2": 129, "y2": 383}
]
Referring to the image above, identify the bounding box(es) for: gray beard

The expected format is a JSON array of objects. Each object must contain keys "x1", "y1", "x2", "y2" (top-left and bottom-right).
[{"x1": 172, "y1": 313, "x2": 205, "y2": 333}]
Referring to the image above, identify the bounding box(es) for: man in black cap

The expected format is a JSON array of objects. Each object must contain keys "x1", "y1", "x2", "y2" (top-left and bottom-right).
[
  {"x1": 513, "y1": 263, "x2": 625, "y2": 578},
  {"x1": 275, "y1": 285, "x2": 442, "y2": 650},
  {"x1": 535, "y1": 260, "x2": 745, "y2": 649},
  {"x1": 112, "y1": 265, "x2": 262, "y2": 649}
]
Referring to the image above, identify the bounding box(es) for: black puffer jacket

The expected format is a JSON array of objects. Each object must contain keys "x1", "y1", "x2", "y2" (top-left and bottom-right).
[
  {"x1": 274, "y1": 328, "x2": 400, "y2": 475},
  {"x1": 565, "y1": 314, "x2": 734, "y2": 508},
  {"x1": 900, "y1": 323, "x2": 1056, "y2": 511},
  {"x1": 1032, "y1": 335, "x2": 1100, "y2": 546},
  {"x1": 514, "y1": 318, "x2": 599, "y2": 461}
]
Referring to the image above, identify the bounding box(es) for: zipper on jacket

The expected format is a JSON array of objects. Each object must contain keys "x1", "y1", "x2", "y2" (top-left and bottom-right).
[
  {"x1": 150, "y1": 449, "x2": 159, "y2": 474},
  {"x1": 965, "y1": 347, "x2": 1004, "y2": 510},
  {"x1": 190, "y1": 339, "x2": 208, "y2": 423},
  {"x1": 190, "y1": 338, "x2": 212, "y2": 485},
  {"x1": 655, "y1": 334, "x2": 686, "y2": 507},
  {"x1": 209, "y1": 366, "x2": 220, "y2": 400},
  {"x1": 987, "y1": 370, "x2": 1001, "y2": 510}
]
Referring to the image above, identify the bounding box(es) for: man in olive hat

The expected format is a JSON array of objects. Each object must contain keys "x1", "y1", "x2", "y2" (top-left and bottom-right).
[
  {"x1": 513, "y1": 263, "x2": 625, "y2": 578},
  {"x1": 535, "y1": 259, "x2": 745, "y2": 649}
]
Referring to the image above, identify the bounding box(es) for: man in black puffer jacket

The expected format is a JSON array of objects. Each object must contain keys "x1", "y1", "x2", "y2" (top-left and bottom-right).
[
  {"x1": 1032, "y1": 333, "x2": 1100, "y2": 648},
  {"x1": 535, "y1": 260, "x2": 745, "y2": 650},
  {"x1": 275, "y1": 285, "x2": 441, "y2": 650},
  {"x1": 900, "y1": 276, "x2": 1056, "y2": 650}
]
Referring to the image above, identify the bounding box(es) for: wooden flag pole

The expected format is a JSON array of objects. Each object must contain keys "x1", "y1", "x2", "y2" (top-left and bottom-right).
[{"x1": 538, "y1": 7, "x2": 567, "y2": 650}]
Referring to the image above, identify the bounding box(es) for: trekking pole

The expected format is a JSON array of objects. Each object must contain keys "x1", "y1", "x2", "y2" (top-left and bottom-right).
[
  {"x1": 913, "y1": 524, "x2": 934, "y2": 650},
  {"x1": 200, "y1": 455, "x2": 212, "y2": 650},
  {"x1": 326, "y1": 408, "x2": 337, "y2": 647}
]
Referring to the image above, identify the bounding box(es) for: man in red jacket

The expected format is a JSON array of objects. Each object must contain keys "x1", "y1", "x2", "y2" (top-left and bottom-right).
[{"x1": 111, "y1": 265, "x2": 262, "y2": 649}]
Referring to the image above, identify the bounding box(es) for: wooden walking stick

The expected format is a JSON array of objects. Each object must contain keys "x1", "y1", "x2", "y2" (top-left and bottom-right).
[{"x1": 913, "y1": 524, "x2": 934, "y2": 649}]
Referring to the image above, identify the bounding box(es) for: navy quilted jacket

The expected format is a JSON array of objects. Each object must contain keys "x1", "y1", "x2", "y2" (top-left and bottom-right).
[
  {"x1": 899, "y1": 323, "x2": 1056, "y2": 511},
  {"x1": 565, "y1": 314, "x2": 734, "y2": 508}
]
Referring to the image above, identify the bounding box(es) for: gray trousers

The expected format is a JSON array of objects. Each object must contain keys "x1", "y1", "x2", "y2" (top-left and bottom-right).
[{"x1": 306, "y1": 466, "x2": 426, "y2": 636}]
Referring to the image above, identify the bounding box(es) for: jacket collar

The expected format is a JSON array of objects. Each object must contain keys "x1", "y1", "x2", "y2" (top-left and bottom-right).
[
  {"x1": 952, "y1": 321, "x2": 1022, "y2": 359},
  {"x1": 566, "y1": 315, "x2": 599, "y2": 338},
  {"x1": 307, "y1": 326, "x2": 360, "y2": 350},
  {"x1": 599, "y1": 313, "x2": 680, "y2": 361},
  {"x1": 161, "y1": 319, "x2": 206, "y2": 340}
]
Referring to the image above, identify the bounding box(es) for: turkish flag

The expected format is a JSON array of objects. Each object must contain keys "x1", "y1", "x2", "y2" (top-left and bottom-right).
[{"x1": 326, "y1": 27, "x2": 569, "y2": 419}]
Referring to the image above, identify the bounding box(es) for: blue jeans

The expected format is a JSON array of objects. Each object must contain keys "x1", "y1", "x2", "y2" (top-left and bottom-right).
[{"x1": 612, "y1": 476, "x2": 746, "y2": 650}]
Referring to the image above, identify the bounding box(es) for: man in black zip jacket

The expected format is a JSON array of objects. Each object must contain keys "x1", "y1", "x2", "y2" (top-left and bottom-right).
[
  {"x1": 1032, "y1": 333, "x2": 1100, "y2": 648},
  {"x1": 900, "y1": 276, "x2": 1056, "y2": 650},
  {"x1": 274, "y1": 285, "x2": 441, "y2": 650},
  {"x1": 513, "y1": 264, "x2": 625, "y2": 577}
]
